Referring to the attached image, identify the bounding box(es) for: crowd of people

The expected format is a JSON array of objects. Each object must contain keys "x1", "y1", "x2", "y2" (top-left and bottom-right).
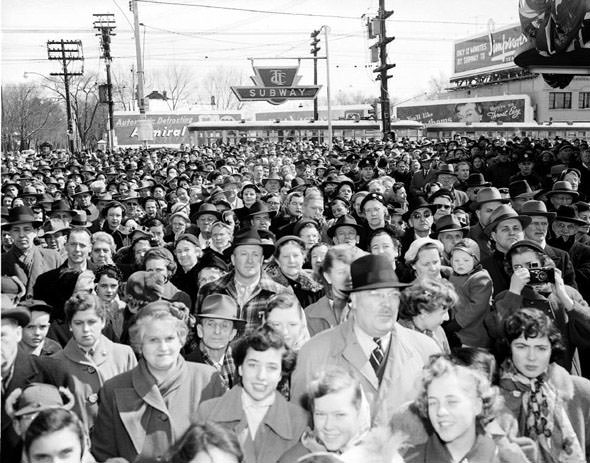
[{"x1": 2, "y1": 133, "x2": 590, "y2": 463}]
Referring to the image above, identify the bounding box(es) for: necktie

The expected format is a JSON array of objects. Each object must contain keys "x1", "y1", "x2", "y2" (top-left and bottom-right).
[{"x1": 370, "y1": 337, "x2": 384, "y2": 374}]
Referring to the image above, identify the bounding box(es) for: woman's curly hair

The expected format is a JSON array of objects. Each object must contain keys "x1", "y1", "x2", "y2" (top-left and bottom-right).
[
  {"x1": 399, "y1": 278, "x2": 458, "y2": 320},
  {"x1": 414, "y1": 355, "x2": 500, "y2": 428}
]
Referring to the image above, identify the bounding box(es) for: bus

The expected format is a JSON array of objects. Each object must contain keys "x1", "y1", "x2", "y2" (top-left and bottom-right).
[
  {"x1": 186, "y1": 120, "x2": 424, "y2": 145},
  {"x1": 424, "y1": 122, "x2": 590, "y2": 141}
]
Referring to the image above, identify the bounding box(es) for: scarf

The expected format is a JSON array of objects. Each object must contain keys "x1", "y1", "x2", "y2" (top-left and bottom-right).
[
  {"x1": 140, "y1": 356, "x2": 186, "y2": 401},
  {"x1": 499, "y1": 360, "x2": 585, "y2": 463}
]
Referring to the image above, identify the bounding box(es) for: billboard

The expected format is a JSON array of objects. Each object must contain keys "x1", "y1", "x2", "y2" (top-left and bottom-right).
[
  {"x1": 396, "y1": 96, "x2": 532, "y2": 124},
  {"x1": 114, "y1": 113, "x2": 241, "y2": 146},
  {"x1": 453, "y1": 24, "x2": 528, "y2": 77}
]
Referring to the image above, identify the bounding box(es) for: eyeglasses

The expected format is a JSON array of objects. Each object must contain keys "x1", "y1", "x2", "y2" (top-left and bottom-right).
[{"x1": 367, "y1": 289, "x2": 401, "y2": 299}]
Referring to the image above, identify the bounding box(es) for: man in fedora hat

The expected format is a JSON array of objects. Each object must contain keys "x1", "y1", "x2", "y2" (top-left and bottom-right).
[
  {"x1": 1, "y1": 298, "x2": 71, "y2": 462},
  {"x1": 399, "y1": 196, "x2": 438, "y2": 256},
  {"x1": 434, "y1": 164, "x2": 469, "y2": 207},
  {"x1": 508, "y1": 179, "x2": 535, "y2": 213},
  {"x1": 547, "y1": 206, "x2": 590, "y2": 302},
  {"x1": 73, "y1": 184, "x2": 99, "y2": 222},
  {"x1": 328, "y1": 214, "x2": 363, "y2": 248},
  {"x1": 186, "y1": 293, "x2": 244, "y2": 391},
  {"x1": 433, "y1": 214, "x2": 469, "y2": 264},
  {"x1": 480, "y1": 204, "x2": 531, "y2": 295},
  {"x1": 195, "y1": 229, "x2": 288, "y2": 331},
  {"x1": 468, "y1": 187, "x2": 511, "y2": 263},
  {"x1": 193, "y1": 202, "x2": 221, "y2": 249},
  {"x1": 33, "y1": 228, "x2": 93, "y2": 346},
  {"x1": 247, "y1": 200, "x2": 275, "y2": 234},
  {"x1": 1, "y1": 206, "x2": 62, "y2": 298},
  {"x1": 409, "y1": 152, "x2": 437, "y2": 196},
  {"x1": 520, "y1": 200, "x2": 577, "y2": 289},
  {"x1": 547, "y1": 180, "x2": 579, "y2": 211},
  {"x1": 291, "y1": 254, "x2": 440, "y2": 426}
]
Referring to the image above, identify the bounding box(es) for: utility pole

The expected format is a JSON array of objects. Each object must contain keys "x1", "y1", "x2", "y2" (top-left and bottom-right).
[
  {"x1": 323, "y1": 26, "x2": 333, "y2": 150},
  {"x1": 93, "y1": 13, "x2": 116, "y2": 152},
  {"x1": 47, "y1": 40, "x2": 83, "y2": 153},
  {"x1": 131, "y1": 0, "x2": 145, "y2": 115},
  {"x1": 310, "y1": 30, "x2": 321, "y2": 121},
  {"x1": 369, "y1": 0, "x2": 395, "y2": 139}
]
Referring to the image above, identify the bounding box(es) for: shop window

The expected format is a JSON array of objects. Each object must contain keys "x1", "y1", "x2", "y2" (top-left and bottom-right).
[
  {"x1": 579, "y1": 92, "x2": 590, "y2": 109},
  {"x1": 549, "y1": 92, "x2": 572, "y2": 109}
]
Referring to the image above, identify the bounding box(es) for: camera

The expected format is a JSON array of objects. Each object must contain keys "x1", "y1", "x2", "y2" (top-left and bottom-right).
[{"x1": 529, "y1": 267, "x2": 555, "y2": 284}]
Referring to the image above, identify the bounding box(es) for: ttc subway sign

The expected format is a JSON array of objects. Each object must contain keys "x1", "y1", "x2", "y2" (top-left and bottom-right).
[{"x1": 231, "y1": 65, "x2": 321, "y2": 105}]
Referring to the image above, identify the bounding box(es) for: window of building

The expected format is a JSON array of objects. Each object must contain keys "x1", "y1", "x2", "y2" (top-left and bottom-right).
[
  {"x1": 579, "y1": 92, "x2": 590, "y2": 109},
  {"x1": 549, "y1": 92, "x2": 572, "y2": 109}
]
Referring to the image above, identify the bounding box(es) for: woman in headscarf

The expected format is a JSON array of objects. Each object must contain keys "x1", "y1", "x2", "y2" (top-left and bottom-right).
[{"x1": 91, "y1": 302, "x2": 224, "y2": 462}]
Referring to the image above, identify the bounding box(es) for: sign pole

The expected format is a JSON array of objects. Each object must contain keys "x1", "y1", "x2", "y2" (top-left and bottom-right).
[{"x1": 323, "y1": 26, "x2": 332, "y2": 150}]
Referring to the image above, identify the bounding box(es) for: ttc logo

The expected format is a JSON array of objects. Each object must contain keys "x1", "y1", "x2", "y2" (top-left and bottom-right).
[{"x1": 252, "y1": 66, "x2": 301, "y2": 105}]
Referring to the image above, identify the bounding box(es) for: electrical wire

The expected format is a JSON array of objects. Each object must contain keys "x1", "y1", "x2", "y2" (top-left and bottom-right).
[{"x1": 135, "y1": 0, "x2": 361, "y2": 19}]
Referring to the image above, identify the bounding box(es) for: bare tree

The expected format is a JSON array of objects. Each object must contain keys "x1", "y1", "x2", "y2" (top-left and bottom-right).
[
  {"x1": 152, "y1": 64, "x2": 196, "y2": 111},
  {"x1": 425, "y1": 71, "x2": 450, "y2": 98},
  {"x1": 1, "y1": 84, "x2": 65, "y2": 151},
  {"x1": 201, "y1": 65, "x2": 245, "y2": 111},
  {"x1": 330, "y1": 89, "x2": 376, "y2": 106}
]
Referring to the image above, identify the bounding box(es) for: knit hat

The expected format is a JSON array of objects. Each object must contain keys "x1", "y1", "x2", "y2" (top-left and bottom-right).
[{"x1": 451, "y1": 238, "x2": 481, "y2": 263}]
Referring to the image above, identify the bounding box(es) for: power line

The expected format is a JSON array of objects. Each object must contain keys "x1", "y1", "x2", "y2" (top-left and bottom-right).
[{"x1": 135, "y1": 0, "x2": 361, "y2": 19}]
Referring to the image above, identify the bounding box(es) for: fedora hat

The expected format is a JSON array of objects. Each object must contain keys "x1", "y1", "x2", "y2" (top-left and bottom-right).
[
  {"x1": 198, "y1": 294, "x2": 244, "y2": 323},
  {"x1": 50, "y1": 199, "x2": 74, "y2": 215},
  {"x1": 403, "y1": 196, "x2": 438, "y2": 221},
  {"x1": 546, "y1": 180, "x2": 579, "y2": 199},
  {"x1": 247, "y1": 200, "x2": 276, "y2": 219},
  {"x1": 1, "y1": 299, "x2": 31, "y2": 327},
  {"x1": 95, "y1": 192, "x2": 113, "y2": 203},
  {"x1": 509, "y1": 180, "x2": 534, "y2": 199},
  {"x1": 434, "y1": 214, "x2": 469, "y2": 236},
  {"x1": 327, "y1": 214, "x2": 363, "y2": 238},
  {"x1": 520, "y1": 200, "x2": 556, "y2": 219},
  {"x1": 230, "y1": 228, "x2": 275, "y2": 258},
  {"x1": 471, "y1": 187, "x2": 510, "y2": 211},
  {"x1": 262, "y1": 174, "x2": 284, "y2": 187},
  {"x1": 70, "y1": 211, "x2": 92, "y2": 228},
  {"x1": 465, "y1": 173, "x2": 491, "y2": 189},
  {"x1": 72, "y1": 184, "x2": 92, "y2": 197},
  {"x1": 194, "y1": 202, "x2": 222, "y2": 220},
  {"x1": 435, "y1": 164, "x2": 457, "y2": 177},
  {"x1": 169, "y1": 210, "x2": 191, "y2": 224},
  {"x1": 347, "y1": 254, "x2": 409, "y2": 293},
  {"x1": 484, "y1": 204, "x2": 532, "y2": 235},
  {"x1": 554, "y1": 205, "x2": 587, "y2": 226},
  {"x1": 20, "y1": 185, "x2": 42, "y2": 199},
  {"x1": 3, "y1": 206, "x2": 42, "y2": 229},
  {"x1": 39, "y1": 220, "x2": 70, "y2": 237}
]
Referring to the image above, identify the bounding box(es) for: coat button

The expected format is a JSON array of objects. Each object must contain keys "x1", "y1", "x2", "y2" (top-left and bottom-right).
[
  {"x1": 87, "y1": 366, "x2": 96, "y2": 374},
  {"x1": 160, "y1": 414, "x2": 168, "y2": 421},
  {"x1": 88, "y1": 393, "x2": 98, "y2": 404}
]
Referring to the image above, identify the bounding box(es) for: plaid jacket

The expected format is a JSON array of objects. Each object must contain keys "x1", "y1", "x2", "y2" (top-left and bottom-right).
[{"x1": 194, "y1": 269, "x2": 291, "y2": 331}]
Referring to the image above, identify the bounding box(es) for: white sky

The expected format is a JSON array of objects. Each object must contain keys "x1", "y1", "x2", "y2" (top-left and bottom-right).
[{"x1": 1, "y1": 0, "x2": 520, "y2": 106}]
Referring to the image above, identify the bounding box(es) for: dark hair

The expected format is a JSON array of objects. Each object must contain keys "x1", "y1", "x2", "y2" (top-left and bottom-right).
[
  {"x1": 452, "y1": 347, "x2": 497, "y2": 385},
  {"x1": 502, "y1": 308, "x2": 566, "y2": 362},
  {"x1": 143, "y1": 247, "x2": 177, "y2": 275},
  {"x1": 504, "y1": 245, "x2": 554, "y2": 276},
  {"x1": 144, "y1": 218, "x2": 164, "y2": 228},
  {"x1": 24, "y1": 408, "x2": 86, "y2": 458},
  {"x1": 368, "y1": 227, "x2": 400, "y2": 252},
  {"x1": 232, "y1": 324, "x2": 296, "y2": 375},
  {"x1": 168, "y1": 423, "x2": 243, "y2": 463},
  {"x1": 399, "y1": 278, "x2": 458, "y2": 320},
  {"x1": 65, "y1": 292, "x2": 106, "y2": 324},
  {"x1": 94, "y1": 264, "x2": 122, "y2": 283}
]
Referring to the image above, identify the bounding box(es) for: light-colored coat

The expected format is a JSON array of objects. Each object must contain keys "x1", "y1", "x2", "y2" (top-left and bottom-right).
[
  {"x1": 91, "y1": 358, "x2": 224, "y2": 463},
  {"x1": 51, "y1": 335, "x2": 137, "y2": 431},
  {"x1": 198, "y1": 386, "x2": 308, "y2": 463},
  {"x1": 290, "y1": 317, "x2": 440, "y2": 426},
  {"x1": 1, "y1": 246, "x2": 62, "y2": 297}
]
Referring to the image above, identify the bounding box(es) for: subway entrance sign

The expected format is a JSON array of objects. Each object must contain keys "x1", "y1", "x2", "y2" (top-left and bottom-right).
[{"x1": 231, "y1": 86, "x2": 321, "y2": 101}]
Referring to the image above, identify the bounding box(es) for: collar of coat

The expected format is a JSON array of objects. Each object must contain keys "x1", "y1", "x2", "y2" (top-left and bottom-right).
[
  {"x1": 204, "y1": 386, "x2": 299, "y2": 440},
  {"x1": 62, "y1": 334, "x2": 113, "y2": 366}
]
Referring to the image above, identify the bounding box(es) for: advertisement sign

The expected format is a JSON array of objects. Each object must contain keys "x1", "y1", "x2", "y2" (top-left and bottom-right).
[
  {"x1": 231, "y1": 65, "x2": 321, "y2": 105},
  {"x1": 453, "y1": 24, "x2": 528, "y2": 76},
  {"x1": 396, "y1": 97, "x2": 529, "y2": 124},
  {"x1": 114, "y1": 113, "x2": 240, "y2": 146}
]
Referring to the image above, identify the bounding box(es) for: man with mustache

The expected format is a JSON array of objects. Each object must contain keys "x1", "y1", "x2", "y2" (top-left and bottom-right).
[{"x1": 290, "y1": 254, "x2": 440, "y2": 427}]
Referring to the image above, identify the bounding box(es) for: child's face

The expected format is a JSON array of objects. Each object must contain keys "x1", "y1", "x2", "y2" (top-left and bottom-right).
[{"x1": 451, "y1": 249, "x2": 475, "y2": 275}]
